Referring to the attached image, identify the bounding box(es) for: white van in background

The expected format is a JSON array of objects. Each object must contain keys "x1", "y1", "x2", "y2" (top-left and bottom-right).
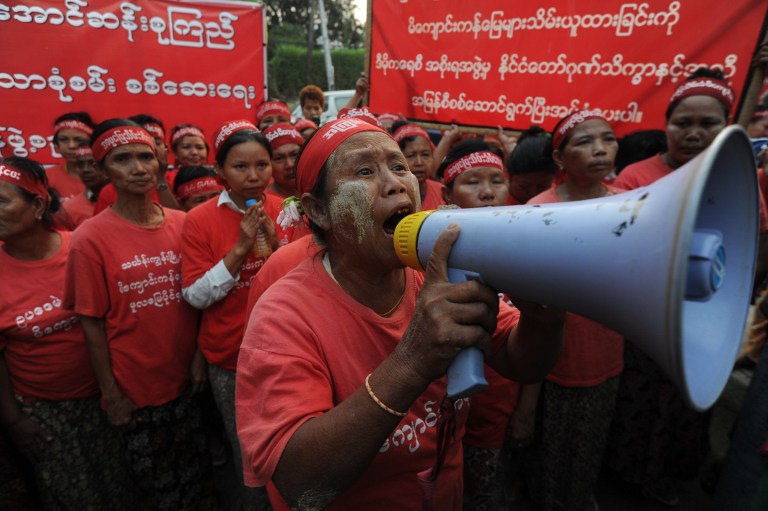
[{"x1": 291, "y1": 89, "x2": 356, "y2": 125}]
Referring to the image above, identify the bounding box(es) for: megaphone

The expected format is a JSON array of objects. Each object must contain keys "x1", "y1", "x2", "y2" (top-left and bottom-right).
[{"x1": 394, "y1": 125, "x2": 759, "y2": 410}]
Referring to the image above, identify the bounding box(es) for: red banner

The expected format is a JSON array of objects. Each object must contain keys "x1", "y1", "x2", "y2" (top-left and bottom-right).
[
  {"x1": 0, "y1": 0, "x2": 265, "y2": 163},
  {"x1": 369, "y1": 0, "x2": 768, "y2": 134}
]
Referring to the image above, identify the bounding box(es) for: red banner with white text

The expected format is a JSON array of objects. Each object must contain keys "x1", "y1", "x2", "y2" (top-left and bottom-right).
[
  {"x1": 0, "y1": 0, "x2": 265, "y2": 164},
  {"x1": 369, "y1": 0, "x2": 768, "y2": 134}
]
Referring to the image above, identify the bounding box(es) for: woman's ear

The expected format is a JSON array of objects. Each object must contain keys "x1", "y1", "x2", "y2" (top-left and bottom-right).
[
  {"x1": 301, "y1": 193, "x2": 331, "y2": 231},
  {"x1": 32, "y1": 195, "x2": 46, "y2": 221},
  {"x1": 441, "y1": 185, "x2": 453, "y2": 205},
  {"x1": 552, "y1": 149, "x2": 564, "y2": 170}
]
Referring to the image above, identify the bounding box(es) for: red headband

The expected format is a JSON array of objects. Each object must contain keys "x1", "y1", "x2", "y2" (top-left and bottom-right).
[
  {"x1": 143, "y1": 123, "x2": 165, "y2": 140},
  {"x1": 212, "y1": 119, "x2": 259, "y2": 154},
  {"x1": 0, "y1": 163, "x2": 48, "y2": 199},
  {"x1": 552, "y1": 109, "x2": 607, "y2": 150},
  {"x1": 669, "y1": 78, "x2": 734, "y2": 110},
  {"x1": 443, "y1": 151, "x2": 505, "y2": 185},
  {"x1": 92, "y1": 126, "x2": 156, "y2": 162},
  {"x1": 752, "y1": 109, "x2": 768, "y2": 120},
  {"x1": 337, "y1": 107, "x2": 382, "y2": 128},
  {"x1": 256, "y1": 101, "x2": 291, "y2": 124},
  {"x1": 171, "y1": 126, "x2": 205, "y2": 146},
  {"x1": 296, "y1": 118, "x2": 388, "y2": 195},
  {"x1": 294, "y1": 118, "x2": 318, "y2": 131},
  {"x1": 377, "y1": 113, "x2": 399, "y2": 122},
  {"x1": 176, "y1": 176, "x2": 224, "y2": 200},
  {"x1": 392, "y1": 124, "x2": 435, "y2": 150},
  {"x1": 54, "y1": 120, "x2": 93, "y2": 136},
  {"x1": 75, "y1": 146, "x2": 93, "y2": 158},
  {"x1": 263, "y1": 123, "x2": 304, "y2": 150}
]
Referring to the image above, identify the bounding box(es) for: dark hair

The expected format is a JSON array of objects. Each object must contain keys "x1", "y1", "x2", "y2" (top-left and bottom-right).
[
  {"x1": 52, "y1": 112, "x2": 95, "y2": 145},
  {"x1": 299, "y1": 85, "x2": 325, "y2": 108},
  {"x1": 665, "y1": 67, "x2": 730, "y2": 120},
  {"x1": 293, "y1": 129, "x2": 330, "y2": 245},
  {"x1": 170, "y1": 123, "x2": 209, "y2": 154},
  {"x1": 128, "y1": 114, "x2": 165, "y2": 132},
  {"x1": 0, "y1": 156, "x2": 62, "y2": 230},
  {"x1": 507, "y1": 126, "x2": 556, "y2": 176},
  {"x1": 90, "y1": 118, "x2": 144, "y2": 162},
  {"x1": 615, "y1": 130, "x2": 667, "y2": 174},
  {"x1": 173, "y1": 165, "x2": 217, "y2": 196},
  {"x1": 436, "y1": 138, "x2": 504, "y2": 189},
  {"x1": 214, "y1": 130, "x2": 271, "y2": 167}
]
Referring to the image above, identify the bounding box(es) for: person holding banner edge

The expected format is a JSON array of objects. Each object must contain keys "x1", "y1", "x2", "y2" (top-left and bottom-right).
[{"x1": 236, "y1": 117, "x2": 565, "y2": 510}]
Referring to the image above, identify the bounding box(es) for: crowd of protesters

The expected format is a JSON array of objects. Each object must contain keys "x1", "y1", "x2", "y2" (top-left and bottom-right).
[{"x1": 2, "y1": 50, "x2": 768, "y2": 511}]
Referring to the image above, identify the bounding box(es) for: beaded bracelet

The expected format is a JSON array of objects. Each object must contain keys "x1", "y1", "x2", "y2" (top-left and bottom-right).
[{"x1": 364, "y1": 373, "x2": 408, "y2": 418}]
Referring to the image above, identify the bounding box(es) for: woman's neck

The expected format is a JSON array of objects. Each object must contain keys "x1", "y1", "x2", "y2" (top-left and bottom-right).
[
  {"x1": 325, "y1": 250, "x2": 406, "y2": 316},
  {"x1": 661, "y1": 151, "x2": 683, "y2": 170},
  {"x1": 113, "y1": 192, "x2": 163, "y2": 226},
  {"x1": 558, "y1": 179, "x2": 609, "y2": 201},
  {"x1": 3, "y1": 228, "x2": 60, "y2": 261}
]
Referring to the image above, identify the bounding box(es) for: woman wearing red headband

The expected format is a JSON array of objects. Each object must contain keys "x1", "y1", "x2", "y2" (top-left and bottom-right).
[
  {"x1": 63, "y1": 119, "x2": 214, "y2": 509},
  {"x1": 48, "y1": 112, "x2": 95, "y2": 201},
  {"x1": 235, "y1": 117, "x2": 565, "y2": 510},
  {"x1": 522, "y1": 110, "x2": 625, "y2": 511},
  {"x1": 0, "y1": 156, "x2": 134, "y2": 508},
  {"x1": 607, "y1": 68, "x2": 745, "y2": 507},
  {"x1": 173, "y1": 165, "x2": 224, "y2": 211},
  {"x1": 170, "y1": 123, "x2": 209, "y2": 169},
  {"x1": 391, "y1": 122, "x2": 446, "y2": 211},
  {"x1": 435, "y1": 138, "x2": 519, "y2": 510},
  {"x1": 255, "y1": 100, "x2": 291, "y2": 131},
  {"x1": 181, "y1": 119, "x2": 280, "y2": 511},
  {"x1": 60, "y1": 146, "x2": 109, "y2": 229}
]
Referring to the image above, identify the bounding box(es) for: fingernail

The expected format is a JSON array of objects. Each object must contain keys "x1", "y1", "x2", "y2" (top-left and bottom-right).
[{"x1": 447, "y1": 222, "x2": 459, "y2": 230}]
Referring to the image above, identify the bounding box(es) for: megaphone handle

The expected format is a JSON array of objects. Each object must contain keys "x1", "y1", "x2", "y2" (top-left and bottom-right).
[{"x1": 445, "y1": 269, "x2": 489, "y2": 400}]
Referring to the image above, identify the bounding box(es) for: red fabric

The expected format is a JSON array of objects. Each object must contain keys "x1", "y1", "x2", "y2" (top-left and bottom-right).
[
  {"x1": 612, "y1": 154, "x2": 672, "y2": 190},
  {"x1": 506, "y1": 194, "x2": 524, "y2": 206},
  {"x1": 181, "y1": 195, "x2": 283, "y2": 370},
  {"x1": 527, "y1": 190, "x2": 624, "y2": 386},
  {"x1": 93, "y1": 183, "x2": 160, "y2": 215},
  {"x1": 552, "y1": 109, "x2": 606, "y2": 150},
  {"x1": 236, "y1": 256, "x2": 520, "y2": 509},
  {"x1": 244, "y1": 235, "x2": 319, "y2": 325},
  {"x1": 45, "y1": 164, "x2": 84, "y2": 202},
  {"x1": 212, "y1": 120, "x2": 258, "y2": 154},
  {"x1": 615, "y1": 155, "x2": 768, "y2": 232},
  {"x1": 668, "y1": 78, "x2": 734, "y2": 110},
  {"x1": 0, "y1": 231, "x2": 97, "y2": 401},
  {"x1": 262, "y1": 123, "x2": 304, "y2": 150},
  {"x1": 61, "y1": 192, "x2": 95, "y2": 229},
  {"x1": 92, "y1": 126, "x2": 155, "y2": 163},
  {"x1": 63, "y1": 207, "x2": 197, "y2": 408},
  {"x1": 0, "y1": 163, "x2": 48, "y2": 198},
  {"x1": 421, "y1": 179, "x2": 446, "y2": 211},
  {"x1": 296, "y1": 118, "x2": 388, "y2": 195}
]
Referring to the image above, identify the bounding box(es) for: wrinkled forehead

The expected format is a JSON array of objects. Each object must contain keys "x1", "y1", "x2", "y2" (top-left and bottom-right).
[{"x1": 329, "y1": 131, "x2": 402, "y2": 169}]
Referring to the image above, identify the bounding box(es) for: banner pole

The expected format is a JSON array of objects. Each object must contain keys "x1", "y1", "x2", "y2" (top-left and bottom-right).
[{"x1": 737, "y1": 18, "x2": 768, "y2": 127}]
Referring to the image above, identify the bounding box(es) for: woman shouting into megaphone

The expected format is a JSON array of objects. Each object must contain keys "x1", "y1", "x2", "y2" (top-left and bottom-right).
[{"x1": 235, "y1": 117, "x2": 565, "y2": 511}]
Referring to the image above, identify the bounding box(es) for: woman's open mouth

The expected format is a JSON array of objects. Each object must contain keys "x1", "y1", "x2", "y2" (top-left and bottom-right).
[{"x1": 383, "y1": 206, "x2": 413, "y2": 235}]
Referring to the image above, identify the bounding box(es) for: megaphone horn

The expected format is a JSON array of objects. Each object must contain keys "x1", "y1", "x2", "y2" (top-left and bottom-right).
[{"x1": 394, "y1": 125, "x2": 759, "y2": 410}]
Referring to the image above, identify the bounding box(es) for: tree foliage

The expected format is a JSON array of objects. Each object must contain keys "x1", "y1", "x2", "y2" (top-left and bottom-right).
[{"x1": 264, "y1": 0, "x2": 364, "y2": 50}]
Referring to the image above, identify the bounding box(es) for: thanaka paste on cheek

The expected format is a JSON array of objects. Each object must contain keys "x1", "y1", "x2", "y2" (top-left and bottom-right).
[{"x1": 328, "y1": 181, "x2": 375, "y2": 245}]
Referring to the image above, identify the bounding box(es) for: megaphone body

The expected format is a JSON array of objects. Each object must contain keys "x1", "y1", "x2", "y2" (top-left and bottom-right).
[{"x1": 394, "y1": 126, "x2": 759, "y2": 410}]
